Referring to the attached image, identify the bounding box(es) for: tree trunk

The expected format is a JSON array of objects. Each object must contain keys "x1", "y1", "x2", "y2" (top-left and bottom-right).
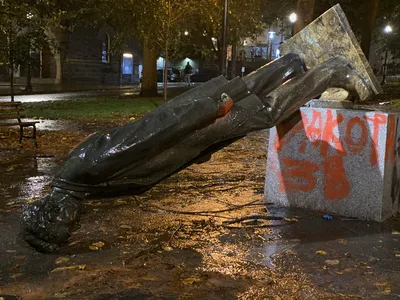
[
  {"x1": 26, "y1": 45, "x2": 33, "y2": 92},
  {"x1": 46, "y1": 26, "x2": 67, "y2": 85},
  {"x1": 360, "y1": 0, "x2": 379, "y2": 59},
  {"x1": 230, "y1": 39, "x2": 237, "y2": 79},
  {"x1": 140, "y1": 40, "x2": 158, "y2": 97},
  {"x1": 163, "y1": 39, "x2": 169, "y2": 102},
  {"x1": 54, "y1": 52, "x2": 63, "y2": 84},
  {"x1": 294, "y1": 0, "x2": 315, "y2": 34},
  {"x1": 10, "y1": 62, "x2": 14, "y2": 102}
]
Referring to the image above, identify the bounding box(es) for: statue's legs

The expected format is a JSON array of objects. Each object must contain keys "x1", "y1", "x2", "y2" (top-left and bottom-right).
[{"x1": 20, "y1": 55, "x2": 370, "y2": 253}]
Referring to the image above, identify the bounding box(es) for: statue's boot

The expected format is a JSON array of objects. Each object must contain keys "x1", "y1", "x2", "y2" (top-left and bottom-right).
[{"x1": 21, "y1": 188, "x2": 84, "y2": 253}]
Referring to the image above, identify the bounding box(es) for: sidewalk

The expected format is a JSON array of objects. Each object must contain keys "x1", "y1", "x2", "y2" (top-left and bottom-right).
[
  {"x1": 0, "y1": 82, "x2": 200, "y2": 96},
  {"x1": 0, "y1": 82, "x2": 139, "y2": 96}
]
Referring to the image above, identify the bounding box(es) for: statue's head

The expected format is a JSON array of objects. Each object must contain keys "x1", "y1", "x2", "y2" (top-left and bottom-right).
[{"x1": 20, "y1": 190, "x2": 82, "y2": 253}]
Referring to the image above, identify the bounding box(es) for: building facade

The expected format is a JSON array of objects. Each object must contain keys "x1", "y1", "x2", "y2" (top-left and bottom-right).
[{"x1": 1, "y1": 26, "x2": 143, "y2": 85}]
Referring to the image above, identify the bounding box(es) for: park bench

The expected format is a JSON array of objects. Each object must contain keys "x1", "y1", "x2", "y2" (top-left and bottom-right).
[{"x1": 0, "y1": 101, "x2": 39, "y2": 147}]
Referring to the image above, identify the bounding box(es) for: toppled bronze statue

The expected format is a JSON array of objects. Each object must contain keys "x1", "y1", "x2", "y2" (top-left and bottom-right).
[{"x1": 21, "y1": 53, "x2": 373, "y2": 252}]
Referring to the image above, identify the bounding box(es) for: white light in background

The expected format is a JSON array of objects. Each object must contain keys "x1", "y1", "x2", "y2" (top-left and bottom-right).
[
  {"x1": 384, "y1": 25, "x2": 393, "y2": 33},
  {"x1": 276, "y1": 49, "x2": 280, "y2": 58},
  {"x1": 269, "y1": 32, "x2": 275, "y2": 39},
  {"x1": 289, "y1": 13, "x2": 297, "y2": 23},
  {"x1": 184, "y1": 31, "x2": 189, "y2": 36},
  {"x1": 123, "y1": 53, "x2": 133, "y2": 58}
]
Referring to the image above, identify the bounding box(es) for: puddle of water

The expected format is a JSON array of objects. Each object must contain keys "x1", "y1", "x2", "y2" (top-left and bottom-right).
[{"x1": 0, "y1": 157, "x2": 57, "y2": 208}]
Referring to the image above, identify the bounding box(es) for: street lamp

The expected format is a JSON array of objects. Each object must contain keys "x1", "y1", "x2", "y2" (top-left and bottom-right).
[
  {"x1": 381, "y1": 25, "x2": 393, "y2": 85},
  {"x1": 220, "y1": 0, "x2": 229, "y2": 76},
  {"x1": 288, "y1": 12, "x2": 297, "y2": 37},
  {"x1": 289, "y1": 13, "x2": 297, "y2": 24}
]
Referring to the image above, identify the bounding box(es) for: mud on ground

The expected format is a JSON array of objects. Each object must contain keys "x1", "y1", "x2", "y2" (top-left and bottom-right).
[{"x1": 0, "y1": 121, "x2": 399, "y2": 299}]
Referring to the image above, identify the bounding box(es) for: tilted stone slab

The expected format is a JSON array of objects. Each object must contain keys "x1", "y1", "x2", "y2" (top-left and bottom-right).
[
  {"x1": 265, "y1": 107, "x2": 400, "y2": 222},
  {"x1": 280, "y1": 4, "x2": 382, "y2": 100}
]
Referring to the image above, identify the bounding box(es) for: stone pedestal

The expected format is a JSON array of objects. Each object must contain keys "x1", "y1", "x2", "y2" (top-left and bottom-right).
[{"x1": 265, "y1": 107, "x2": 400, "y2": 222}]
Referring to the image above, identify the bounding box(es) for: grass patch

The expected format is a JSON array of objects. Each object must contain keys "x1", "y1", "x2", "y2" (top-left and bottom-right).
[{"x1": 23, "y1": 97, "x2": 165, "y2": 120}]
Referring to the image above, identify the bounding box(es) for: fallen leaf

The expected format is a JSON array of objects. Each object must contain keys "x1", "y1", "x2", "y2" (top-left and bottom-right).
[
  {"x1": 383, "y1": 287, "x2": 391, "y2": 295},
  {"x1": 163, "y1": 246, "x2": 173, "y2": 252},
  {"x1": 10, "y1": 273, "x2": 23, "y2": 279},
  {"x1": 376, "y1": 282, "x2": 390, "y2": 287},
  {"x1": 337, "y1": 239, "x2": 348, "y2": 244},
  {"x1": 6, "y1": 166, "x2": 14, "y2": 172},
  {"x1": 182, "y1": 277, "x2": 201, "y2": 285},
  {"x1": 392, "y1": 231, "x2": 400, "y2": 235},
  {"x1": 6, "y1": 250, "x2": 16, "y2": 253},
  {"x1": 55, "y1": 257, "x2": 70, "y2": 264},
  {"x1": 51, "y1": 265, "x2": 86, "y2": 273},
  {"x1": 283, "y1": 218, "x2": 298, "y2": 222},
  {"x1": 316, "y1": 250, "x2": 327, "y2": 255},
  {"x1": 54, "y1": 292, "x2": 68, "y2": 298},
  {"x1": 325, "y1": 259, "x2": 340, "y2": 265},
  {"x1": 119, "y1": 225, "x2": 132, "y2": 230},
  {"x1": 142, "y1": 277, "x2": 157, "y2": 281},
  {"x1": 68, "y1": 240, "x2": 80, "y2": 246},
  {"x1": 89, "y1": 241, "x2": 105, "y2": 250},
  {"x1": 27, "y1": 199, "x2": 38, "y2": 204}
]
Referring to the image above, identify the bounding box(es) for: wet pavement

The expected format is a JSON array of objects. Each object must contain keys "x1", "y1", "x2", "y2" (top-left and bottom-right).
[
  {"x1": 0, "y1": 83, "x2": 200, "y2": 102},
  {"x1": 0, "y1": 126, "x2": 400, "y2": 299}
]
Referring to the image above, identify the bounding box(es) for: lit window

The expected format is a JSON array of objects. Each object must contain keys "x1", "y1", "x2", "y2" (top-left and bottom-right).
[{"x1": 122, "y1": 53, "x2": 133, "y2": 74}]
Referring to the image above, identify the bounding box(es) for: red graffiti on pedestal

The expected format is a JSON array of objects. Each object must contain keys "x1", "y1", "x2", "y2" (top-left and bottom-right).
[{"x1": 273, "y1": 109, "x2": 395, "y2": 200}]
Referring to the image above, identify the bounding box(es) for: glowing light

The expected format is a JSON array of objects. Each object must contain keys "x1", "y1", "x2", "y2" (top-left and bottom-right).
[
  {"x1": 123, "y1": 53, "x2": 133, "y2": 58},
  {"x1": 289, "y1": 13, "x2": 297, "y2": 23},
  {"x1": 384, "y1": 25, "x2": 393, "y2": 33},
  {"x1": 269, "y1": 32, "x2": 275, "y2": 39},
  {"x1": 184, "y1": 31, "x2": 189, "y2": 36},
  {"x1": 26, "y1": 12, "x2": 33, "y2": 19},
  {"x1": 276, "y1": 49, "x2": 280, "y2": 58}
]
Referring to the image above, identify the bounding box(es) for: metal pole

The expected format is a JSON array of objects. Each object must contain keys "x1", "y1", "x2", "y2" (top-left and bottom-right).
[
  {"x1": 220, "y1": 0, "x2": 228, "y2": 76},
  {"x1": 381, "y1": 44, "x2": 389, "y2": 85}
]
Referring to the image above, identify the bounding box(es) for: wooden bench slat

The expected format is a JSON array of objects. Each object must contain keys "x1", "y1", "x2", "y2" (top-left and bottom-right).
[
  {"x1": 0, "y1": 121, "x2": 39, "y2": 127},
  {"x1": 0, "y1": 101, "x2": 22, "y2": 104},
  {"x1": 0, "y1": 115, "x2": 26, "y2": 120}
]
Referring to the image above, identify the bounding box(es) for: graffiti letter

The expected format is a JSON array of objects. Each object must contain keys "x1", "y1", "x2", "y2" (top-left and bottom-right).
[
  {"x1": 304, "y1": 110, "x2": 323, "y2": 142},
  {"x1": 275, "y1": 113, "x2": 309, "y2": 152},
  {"x1": 364, "y1": 114, "x2": 387, "y2": 166},
  {"x1": 279, "y1": 158, "x2": 319, "y2": 193},
  {"x1": 320, "y1": 110, "x2": 346, "y2": 157},
  {"x1": 345, "y1": 117, "x2": 368, "y2": 154},
  {"x1": 323, "y1": 156, "x2": 350, "y2": 200}
]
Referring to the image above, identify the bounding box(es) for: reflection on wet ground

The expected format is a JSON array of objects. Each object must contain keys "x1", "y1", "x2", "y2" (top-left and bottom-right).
[
  {"x1": 0, "y1": 157, "x2": 56, "y2": 208},
  {"x1": 0, "y1": 130, "x2": 399, "y2": 299}
]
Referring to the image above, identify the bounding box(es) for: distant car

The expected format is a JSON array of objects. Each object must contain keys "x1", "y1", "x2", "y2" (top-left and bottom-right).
[
  {"x1": 190, "y1": 70, "x2": 219, "y2": 82},
  {"x1": 157, "y1": 68, "x2": 181, "y2": 82}
]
